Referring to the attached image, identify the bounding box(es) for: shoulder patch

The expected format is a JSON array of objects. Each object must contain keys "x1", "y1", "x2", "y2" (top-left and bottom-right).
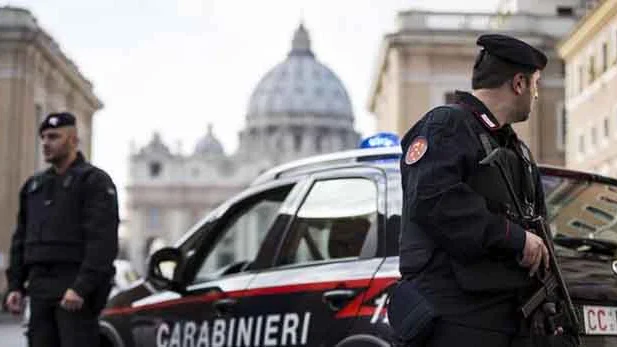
[
  {"x1": 479, "y1": 113, "x2": 498, "y2": 129},
  {"x1": 404, "y1": 136, "x2": 428, "y2": 165}
]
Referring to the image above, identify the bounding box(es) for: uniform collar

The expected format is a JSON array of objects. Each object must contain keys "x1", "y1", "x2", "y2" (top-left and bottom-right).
[
  {"x1": 46, "y1": 151, "x2": 87, "y2": 176},
  {"x1": 70, "y1": 151, "x2": 86, "y2": 168},
  {"x1": 454, "y1": 90, "x2": 503, "y2": 132}
]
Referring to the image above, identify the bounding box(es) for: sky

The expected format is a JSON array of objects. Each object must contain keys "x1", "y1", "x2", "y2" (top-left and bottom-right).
[{"x1": 6, "y1": 0, "x2": 500, "y2": 215}]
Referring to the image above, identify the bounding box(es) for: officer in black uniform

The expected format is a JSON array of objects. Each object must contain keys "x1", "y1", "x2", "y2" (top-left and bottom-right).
[
  {"x1": 390, "y1": 34, "x2": 553, "y2": 347},
  {"x1": 4, "y1": 112, "x2": 119, "y2": 347}
]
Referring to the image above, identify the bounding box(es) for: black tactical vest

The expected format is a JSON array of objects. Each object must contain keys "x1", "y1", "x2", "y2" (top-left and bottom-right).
[
  {"x1": 23, "y1": 161, "x2": 95, "y2": 265},
  {"x1": 400, "y1": 104, "x2": 541, "y2": 292}
]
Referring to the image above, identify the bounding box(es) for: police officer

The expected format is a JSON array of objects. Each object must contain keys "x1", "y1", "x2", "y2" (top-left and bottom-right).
[
  {"x1": 391, "y1": 34, "x2": 553, "y2": 346},
  {"x1": 4, "y1": 112, "x2": 119, "y2": 347}
]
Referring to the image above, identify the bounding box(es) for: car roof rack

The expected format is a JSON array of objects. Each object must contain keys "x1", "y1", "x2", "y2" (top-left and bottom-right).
[{"x1": 251, "y1": 147, "x2": 402, "y2": 186}]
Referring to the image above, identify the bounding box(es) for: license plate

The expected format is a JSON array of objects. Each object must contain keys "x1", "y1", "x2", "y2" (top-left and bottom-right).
[{"x1": 583, "y1": 306, "x2": 617, "y2": 335}]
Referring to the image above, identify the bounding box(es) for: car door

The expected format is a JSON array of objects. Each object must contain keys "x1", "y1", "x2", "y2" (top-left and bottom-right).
[
  {"x1": 126, "y1": 180, "x2": 302, "y2": 347},
  {"x1": 243, "y1": 167, "x2": 387, "y2": 347}
]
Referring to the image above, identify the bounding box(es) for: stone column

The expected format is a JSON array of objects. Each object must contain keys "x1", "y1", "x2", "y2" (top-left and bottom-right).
[
  {"x1": 301, "y1": 128, "x2": 316, "y2": 157},
  {"x1": 282, "y1": 127, "x2": 295, "y2": 163}
]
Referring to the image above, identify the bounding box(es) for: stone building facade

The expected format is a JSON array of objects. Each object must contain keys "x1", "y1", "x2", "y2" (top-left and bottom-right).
[
  {"x1": 367, "y1": 0, "x2": 596, "y2": 166},
  {"x1": 558, "y1": 0, "x2": 617, "y2": 175},
  {"x1": 0, "y1": 7, "x2": 102, "y2": 290}
]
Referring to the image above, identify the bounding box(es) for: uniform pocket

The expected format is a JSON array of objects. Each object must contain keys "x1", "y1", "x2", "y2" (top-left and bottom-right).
[
  {"x1": 387, "y1": 279, "x2": 437, "y2": 344},
  {"x1": 40, "y1": 223, "x2": 82, "y2": 244}
]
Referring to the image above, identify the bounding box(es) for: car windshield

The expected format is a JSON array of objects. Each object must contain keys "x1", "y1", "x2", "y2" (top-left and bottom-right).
[
  {"x1": 384, "y1": 164, "x2": 617, "y2": 246},
  {"x1": 542, "y1": 174, "x2": 617, "y2": 244}
]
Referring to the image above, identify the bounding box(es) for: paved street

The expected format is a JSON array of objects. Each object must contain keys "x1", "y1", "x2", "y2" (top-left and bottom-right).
[{"x1": 0, "y1": 314, "x2": 27, "y2": 347}]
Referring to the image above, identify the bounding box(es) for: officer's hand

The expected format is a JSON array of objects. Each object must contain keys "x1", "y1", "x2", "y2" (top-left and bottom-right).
[
  {"x1": 5, "y1": 291, "x2": 23, "y2": 315},
  {"x1": 60, "y1": 289, "x2": 84, "y2": 311},
  {"x1": 521, "y1": 231, "x2": 549, "y2": 277}
]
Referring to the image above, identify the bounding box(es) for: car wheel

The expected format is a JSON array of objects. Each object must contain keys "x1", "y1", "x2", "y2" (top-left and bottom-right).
[{"x1": 335, "y1": 334, "x2": 391, "y2": 347}]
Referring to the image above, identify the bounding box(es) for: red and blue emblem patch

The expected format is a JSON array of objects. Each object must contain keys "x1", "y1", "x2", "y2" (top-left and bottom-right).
[{"x1": 404, "y1": 136, "x2": 428, "y2": 165}]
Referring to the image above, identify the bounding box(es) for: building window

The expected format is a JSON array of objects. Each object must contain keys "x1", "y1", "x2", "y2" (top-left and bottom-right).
[
  {"x1": 556, "y1": 102, "x2": 566, "y2": 150},
  {"x1": 147, "y1": 207, "x2": 161, "y2": 230},
  {"x1": 570, "y1": 220, "x2": 596, "y2": 233},
  {"x1": 556, "y1": 6, "x2": 574, "y2": 16},
  {"x1": 602, "y1": 42, "x2": 608, "y2": 73},
  {"x1": 579, "y1": 135, "x2": 585, "y2": 154},
  {"x1": 604, "y1": 118, "x2": 610, "y2": 138},
  {"x1": 578, "y1": 65, "x2": 584, "y2": 92},
  {"x1": 444, "y1": 91, "x2": 457, "y2": 104},
  {"x1": 149, "y1": 162, "x2": 162, "y2": 178},
  {"x1": 615, "y1": 30, "x2": 617, "y2": 65},
  {"x1": 589, "y1": 55, "x2": 596, "y2": 83}
]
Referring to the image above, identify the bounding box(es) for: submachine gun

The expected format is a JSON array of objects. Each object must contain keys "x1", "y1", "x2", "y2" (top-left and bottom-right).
[{"x1": 480, "y1": 148, "x2": 582, "y2": 346}]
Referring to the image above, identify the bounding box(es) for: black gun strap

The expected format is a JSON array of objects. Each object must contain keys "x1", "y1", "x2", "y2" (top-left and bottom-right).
[
  {"x1": 479, "y1": 133, "x2": 494, "y2": 157},
  {"x1": 445, "y1": 103, "x2": 497, "y2": 156}
]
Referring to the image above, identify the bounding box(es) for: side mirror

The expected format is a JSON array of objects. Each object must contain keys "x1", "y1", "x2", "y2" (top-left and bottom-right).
[{"x1": 147, "y1": 247, "x2": 184, "y2": 290}]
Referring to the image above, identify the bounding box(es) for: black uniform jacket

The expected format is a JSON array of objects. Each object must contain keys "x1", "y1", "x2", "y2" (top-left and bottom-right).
[
  {"x1": 6, "y1": 152, "x2": 119, "y2": 299},
  {"x1": 399, "y1": 91, "x2": 546, "y2": 333}
]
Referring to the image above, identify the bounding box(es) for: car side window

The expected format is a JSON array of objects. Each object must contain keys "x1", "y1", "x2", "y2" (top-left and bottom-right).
[
  {"x1": 191, "y1": 185, "x2": 292, "y2": 283},
  {"x1": 278, "y1": 178, "x2": 378, "y2": 266}
]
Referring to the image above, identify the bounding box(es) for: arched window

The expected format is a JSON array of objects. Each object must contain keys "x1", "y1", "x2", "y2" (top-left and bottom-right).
[{"x1": 149, "y1": 162, "x2": 162, "y2": 178}]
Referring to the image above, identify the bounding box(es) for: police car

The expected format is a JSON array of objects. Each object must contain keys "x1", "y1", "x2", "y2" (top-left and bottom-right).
[{"x1": 99, "y1": 133, "x2": 617, "y2": 347}]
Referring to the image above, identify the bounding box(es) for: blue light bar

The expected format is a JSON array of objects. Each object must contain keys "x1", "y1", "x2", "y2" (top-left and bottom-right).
[{"x1": 359, "y1": 132, "x2": 400, "y2": 149}]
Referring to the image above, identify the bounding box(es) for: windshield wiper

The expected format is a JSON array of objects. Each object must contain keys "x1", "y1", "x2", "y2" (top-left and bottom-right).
[{"x1": 553, "y1": 235, "x2": 617, "y2": 256}]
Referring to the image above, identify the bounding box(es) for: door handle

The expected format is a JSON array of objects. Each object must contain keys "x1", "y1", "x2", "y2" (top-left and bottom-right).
[
  {"x1": 322, "y1": 289, "x2": 356, "y2": 311},
  {"x1": 213, "y1": 297, "x2": 237, "y2": 316}
]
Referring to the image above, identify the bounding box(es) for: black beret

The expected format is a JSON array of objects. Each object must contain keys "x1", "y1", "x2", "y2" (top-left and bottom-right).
[
  {"x1": 476, "y1": 34, "x2": 547, "y2": 70},
  {"x1": 39, "y1": 112, "x2": 76, "y2": 134}
]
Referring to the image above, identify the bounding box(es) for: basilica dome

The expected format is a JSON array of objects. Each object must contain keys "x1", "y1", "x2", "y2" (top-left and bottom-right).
[
  {"x1": 194, "y1": 124, "x2": 224, "y2": 156},
  {"x1": 246, "y1": 24, "x2": 354, "y2": 123},
  {"x1": 238, "y1": 24, "x2": 359, "y2": 165}
]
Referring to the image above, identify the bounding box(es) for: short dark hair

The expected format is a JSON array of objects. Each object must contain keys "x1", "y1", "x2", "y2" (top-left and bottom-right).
[{"x1": 472, "y1": 51, "x2": 535, "y2": 89}]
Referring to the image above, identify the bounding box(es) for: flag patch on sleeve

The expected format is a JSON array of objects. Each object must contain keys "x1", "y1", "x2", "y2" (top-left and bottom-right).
[{"x1": 404, "y1": 136, "x2": 428, "y2": 165}]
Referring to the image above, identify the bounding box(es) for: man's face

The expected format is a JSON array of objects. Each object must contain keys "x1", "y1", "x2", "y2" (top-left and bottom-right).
[
  {"x1": 41, "y1": 127, "x2": 77, "y2": 164},
  {"x1": 513, "y1": 70, "x2": 541, "y2": 123}
]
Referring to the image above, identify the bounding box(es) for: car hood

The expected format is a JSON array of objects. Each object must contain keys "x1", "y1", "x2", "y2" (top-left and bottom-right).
[{"x1": 557, "y1": 247, "x2": 617, "y2": 302}]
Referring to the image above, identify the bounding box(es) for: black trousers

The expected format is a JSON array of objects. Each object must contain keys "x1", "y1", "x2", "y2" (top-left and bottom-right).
[
  {"x1": 26, "y1": 264, "x2": 111, "y2": 347},
  {"x1": 28, "y1": 297, "x2": 100, "y2": 347}
]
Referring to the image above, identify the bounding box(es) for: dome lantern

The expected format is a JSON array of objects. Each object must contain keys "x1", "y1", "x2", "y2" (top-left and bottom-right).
[{"x1": 289, "y1": 23, "x2": 314, "y2": 57}]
